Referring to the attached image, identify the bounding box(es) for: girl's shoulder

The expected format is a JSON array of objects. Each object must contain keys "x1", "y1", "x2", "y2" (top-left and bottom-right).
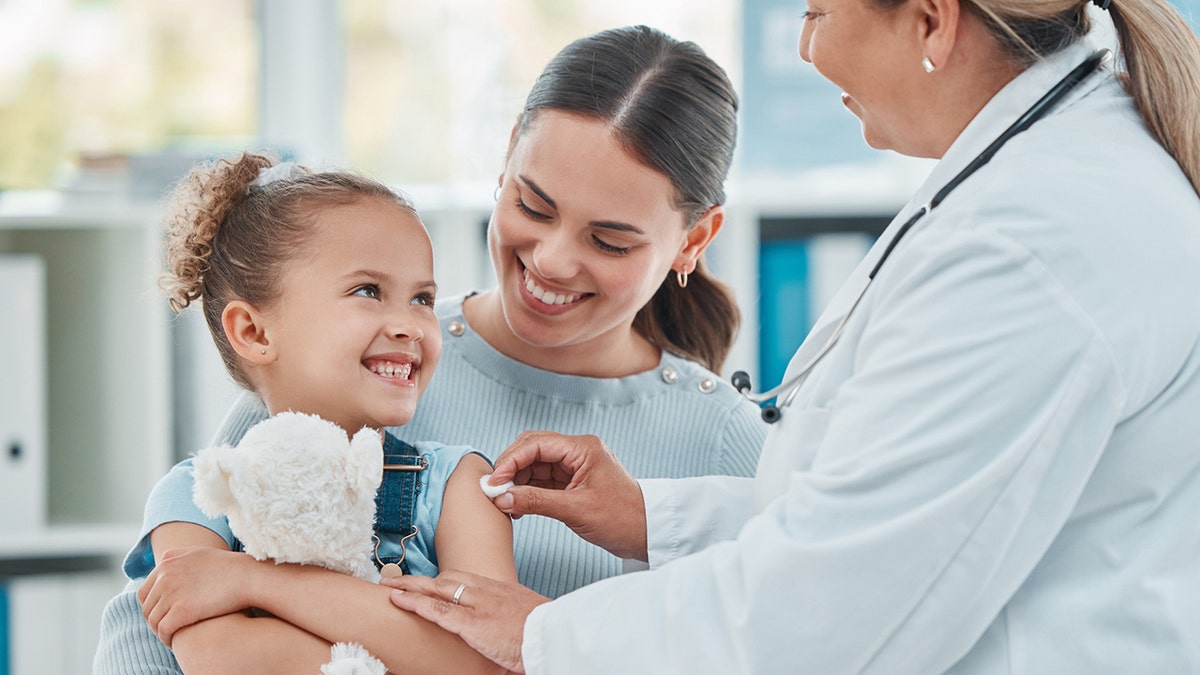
[{"x1": 408, "y1": 438, "x2": 495, "y2": 472}]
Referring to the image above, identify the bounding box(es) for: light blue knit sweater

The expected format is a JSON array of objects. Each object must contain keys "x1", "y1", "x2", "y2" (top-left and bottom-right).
[{"x1": 94, "y1": 293, "x2": 766, "y2": 673}]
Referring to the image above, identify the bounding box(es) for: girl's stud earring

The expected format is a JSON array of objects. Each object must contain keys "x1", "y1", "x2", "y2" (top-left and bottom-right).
[
  {"x1": 922, "y1": 57, "x2": 936, "y2": 73},
  {"x1": 260, "y1": 348, "x2": 267, "y2": 355}
]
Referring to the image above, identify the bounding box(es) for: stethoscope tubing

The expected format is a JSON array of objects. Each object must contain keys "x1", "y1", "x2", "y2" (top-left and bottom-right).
[{"x1": 734, "y1": 49, "x2": 1113, "y2": 424}]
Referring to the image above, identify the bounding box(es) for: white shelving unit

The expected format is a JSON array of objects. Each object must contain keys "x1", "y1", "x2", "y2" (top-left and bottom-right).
[
  {"x1": 0, "y1": 190, "x2": 172, "y2": 560},
  {"x1": 0, "y1": 190, "x2": 171, "y2": 673}
]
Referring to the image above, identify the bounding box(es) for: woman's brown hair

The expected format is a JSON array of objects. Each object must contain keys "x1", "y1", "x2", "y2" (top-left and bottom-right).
[{"x1": 515, "y1": 25, "x2": 742, "y2": 373}]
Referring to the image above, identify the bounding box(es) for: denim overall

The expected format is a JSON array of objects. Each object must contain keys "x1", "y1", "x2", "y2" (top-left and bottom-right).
[{"x1": 373, "y1": 432, "x2": 428, "y2": 575}]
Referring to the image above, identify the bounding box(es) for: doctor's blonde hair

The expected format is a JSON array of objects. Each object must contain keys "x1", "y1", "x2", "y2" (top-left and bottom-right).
[{"x1": 877, "y1": 0, "x2": 1200, "y2": 197}]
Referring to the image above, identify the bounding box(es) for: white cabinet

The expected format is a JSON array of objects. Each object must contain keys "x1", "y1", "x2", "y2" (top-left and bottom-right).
[
  {"x1": 0, "y1": 187, "x2": 171, "y2": 583},
  {"x1": 0, "y1": 255, "x2": 47, "y2": 534},
  {"x1": 0, "y1": 191, "x2": 171, "y2": 540},
  {"x1": 0, "y1": 191, "x2": 170, "y2": 671}
]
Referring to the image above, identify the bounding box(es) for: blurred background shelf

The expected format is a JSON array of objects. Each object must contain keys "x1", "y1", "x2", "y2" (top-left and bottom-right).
[{"x1": 0, "y1": 524, "x2": 140, "y2": 564}]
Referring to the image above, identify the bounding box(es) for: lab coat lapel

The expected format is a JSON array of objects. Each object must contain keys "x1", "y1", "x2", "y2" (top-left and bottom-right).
[{"x1": 752, "y1": 41, "x2": 1108, "y2": 511}]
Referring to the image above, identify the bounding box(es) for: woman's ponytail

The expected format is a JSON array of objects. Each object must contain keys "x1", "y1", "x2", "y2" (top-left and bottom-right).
[{"x1": 633, "y1": 258, "x2": 740, "y2": 373}]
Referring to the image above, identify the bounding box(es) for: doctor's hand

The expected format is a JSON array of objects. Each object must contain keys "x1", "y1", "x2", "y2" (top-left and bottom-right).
[
  {"x1": 488, "y1": 431, "x2": 648, "y2": 562},
  {"x1": 384, "y1": 569, "x2": 550, "y2": 674}
]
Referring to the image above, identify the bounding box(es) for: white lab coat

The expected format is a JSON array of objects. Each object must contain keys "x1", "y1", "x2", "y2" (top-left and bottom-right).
[{"x1": 522, "y1": 40, "x2": 1200, "y2": 674}]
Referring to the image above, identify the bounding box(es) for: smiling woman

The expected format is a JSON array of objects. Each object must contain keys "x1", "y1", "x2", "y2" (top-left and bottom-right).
[
  {"x1": 479, "y1": 110, "x2": 721, "y2": 378},
  {"x1": 196, "y1": 25, "x2": 766, "y2": 601},
  {"x1": 98, "y1": 25, "x2": 766, "y2": 674}
]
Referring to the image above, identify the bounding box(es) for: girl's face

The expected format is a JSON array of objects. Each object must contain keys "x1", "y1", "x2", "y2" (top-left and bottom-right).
[
  {"x1": 256, "y1": 198, "x2": 441, "y2": 434},
  {"x1": 799, "y1": 0, "x2": 931, "y2": 156},
  {"x1": 488, "y1": 111, "x2": 696, "y2": 360}
]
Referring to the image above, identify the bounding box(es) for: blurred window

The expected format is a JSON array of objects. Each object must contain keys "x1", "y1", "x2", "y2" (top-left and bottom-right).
[
  {"x1": 0, "y1": 0, "x2": 256, "y2": 190},
  {"x1": 341, "y1": 0, "x2": 738, "y2": 185}
]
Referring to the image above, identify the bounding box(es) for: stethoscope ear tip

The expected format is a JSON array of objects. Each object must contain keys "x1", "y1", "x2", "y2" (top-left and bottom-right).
[
  {"x1": 731, "y1": 370, "x2": 752, "y2": 394},
  {"x1": 761, "y1": 405, "x2": 782, "y2": 424}
]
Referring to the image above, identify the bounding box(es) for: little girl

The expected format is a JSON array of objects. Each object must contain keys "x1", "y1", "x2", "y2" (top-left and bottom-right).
[{"x1": 97, "y1": 152, "x2": 514, "y2": 674}]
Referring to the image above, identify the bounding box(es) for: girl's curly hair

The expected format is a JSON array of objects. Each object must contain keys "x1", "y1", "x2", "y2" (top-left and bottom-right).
[{"x1": 159, "y1": 151, "x2": 415, "y2": 389}]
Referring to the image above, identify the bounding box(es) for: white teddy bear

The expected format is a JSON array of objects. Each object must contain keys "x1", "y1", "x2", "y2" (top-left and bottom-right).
[{"x1": 192, "y1": 410, "x2": 389, "y2": 675}]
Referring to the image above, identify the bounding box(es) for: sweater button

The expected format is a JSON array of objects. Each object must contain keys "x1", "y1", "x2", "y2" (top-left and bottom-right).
[
  {"x1": 661, "y1": 367, "x2": 679, "y2": 384},
  {"x1": 447, "y1": 320, "x2": 465, "y2": 337},
  {"x1": 698, "y1": 378, "x2": 716, "y2": 394}
]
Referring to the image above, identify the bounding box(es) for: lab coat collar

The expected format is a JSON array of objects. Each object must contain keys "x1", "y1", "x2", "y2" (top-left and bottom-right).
[
  {"x1": 907, "y1": 40, "x2": 1109, "y2": 213},
  {"x1": 796, "y1": 40, "x2": 1110, "y2": 370}
]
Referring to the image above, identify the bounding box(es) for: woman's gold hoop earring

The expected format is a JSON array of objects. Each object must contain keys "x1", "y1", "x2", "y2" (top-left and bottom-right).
[
  {"x1": 494, "y1": 185, "x2": 501, "y2": 202},
  {"x1": 676, "y1": 267, "x2": 689, "y2": 288},
  {"x1": 922, "y1": 57, "x2": 936, "y2": 73}
]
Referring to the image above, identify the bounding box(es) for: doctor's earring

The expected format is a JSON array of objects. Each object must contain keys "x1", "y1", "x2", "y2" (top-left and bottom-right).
[{"x1": 922, "y1": 57, "x2": 936, "y2": 73}]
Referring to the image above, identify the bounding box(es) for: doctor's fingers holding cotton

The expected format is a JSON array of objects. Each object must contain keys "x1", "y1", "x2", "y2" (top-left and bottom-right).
[{"x1": 486, "y1": 430, "x2": 649, "y2": 562}]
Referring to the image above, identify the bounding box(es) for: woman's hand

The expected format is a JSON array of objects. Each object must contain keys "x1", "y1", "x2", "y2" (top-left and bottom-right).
[
  {"x1": 138, "y1": 546, "x2": 257, "y2": 647},
  {"x1": 488, "y1": 431, "x2": 648, "y2": 561},
  {"x1": 384, "y1": 570, "x2": 550, "y2": 674}
]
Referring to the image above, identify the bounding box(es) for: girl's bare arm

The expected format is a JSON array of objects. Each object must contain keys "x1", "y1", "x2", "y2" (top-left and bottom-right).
[
  {"x1": 144, "y1": 454, "x2": 516, "y2": 674},
  {"x1": 144, "y1": 522, "x2": 335, "y2": 673}
]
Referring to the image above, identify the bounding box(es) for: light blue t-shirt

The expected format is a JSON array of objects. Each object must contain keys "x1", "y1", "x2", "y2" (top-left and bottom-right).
[
  {"x1": 123, "y1": 438, "x2": 484, "y2": 580},
  {"x1": 192, "y1": 293, "x2": 767, "y2": 597},
  {"x1": 96, "y1": 292, "x2": 766, "y2": 673}
]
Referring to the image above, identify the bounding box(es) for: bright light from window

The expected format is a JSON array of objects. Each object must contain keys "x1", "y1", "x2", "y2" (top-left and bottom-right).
[
  {"x1": 0, "y1": 0, "x2": 256, "y2": 190},
  {"x1": 342, "y1": 0, "x2": 739, "y2": 185}
]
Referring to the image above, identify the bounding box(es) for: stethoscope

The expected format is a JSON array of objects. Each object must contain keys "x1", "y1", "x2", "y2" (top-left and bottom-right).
[{"x1": 733, "y1": 48, "x2": 1112, "y2": 424}]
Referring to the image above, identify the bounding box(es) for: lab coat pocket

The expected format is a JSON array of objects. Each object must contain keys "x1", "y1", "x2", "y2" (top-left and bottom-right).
[{"x1": 754, "y1": 406, "x2": 831, "y2": 512}]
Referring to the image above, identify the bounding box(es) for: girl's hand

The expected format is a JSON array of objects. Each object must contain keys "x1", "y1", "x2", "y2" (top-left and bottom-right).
[{"x1": 137, "y1": 546, "x2": 257, "y2": 646}]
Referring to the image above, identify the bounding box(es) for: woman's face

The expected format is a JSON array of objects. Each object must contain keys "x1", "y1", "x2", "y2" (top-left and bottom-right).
[
  {"x1": 488, "y1": 111, "x2": 694, "y2": 355},
  {"x1": 799, "y1": 0, "x2": 929, "y2": 156}
]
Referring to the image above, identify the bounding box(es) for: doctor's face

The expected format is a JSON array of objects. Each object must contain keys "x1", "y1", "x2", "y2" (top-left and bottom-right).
[{"x1": 799, "y1": 0, "x2": 932, "y2": 157}]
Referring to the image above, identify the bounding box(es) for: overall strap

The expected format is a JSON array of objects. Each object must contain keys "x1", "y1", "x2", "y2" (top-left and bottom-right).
[{"x1": 373, "y1": 434, "x2": 427, "y2": 575}]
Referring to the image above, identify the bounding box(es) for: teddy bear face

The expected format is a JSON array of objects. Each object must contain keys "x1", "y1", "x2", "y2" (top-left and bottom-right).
[{"x1": 192, "y1": 411, "x2": 384, "y2": 582}]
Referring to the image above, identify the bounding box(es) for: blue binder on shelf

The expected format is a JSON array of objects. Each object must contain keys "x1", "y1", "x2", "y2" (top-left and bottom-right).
[{"x1": 0, "y1": 581, "x2": 8, "y2": 675}]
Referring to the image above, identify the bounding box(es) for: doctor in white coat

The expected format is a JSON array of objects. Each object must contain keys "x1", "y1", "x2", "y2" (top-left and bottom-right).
[{"x1": 387, "y1": 0, "x2": 1200, "y2": 672}]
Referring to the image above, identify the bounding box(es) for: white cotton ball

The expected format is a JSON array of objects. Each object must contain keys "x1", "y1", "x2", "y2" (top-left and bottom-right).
[{"x1": 479, "y1": 473, "x2": 515, "y2": 499}]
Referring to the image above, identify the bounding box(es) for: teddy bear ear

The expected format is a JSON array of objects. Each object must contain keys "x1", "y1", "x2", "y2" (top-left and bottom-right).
[
  {"x1": 349, "y1": 426, "x2": 382, "y2": 450},
  {"x1": 192, "y1": 445, "x2": 239, "y2": 518},
  {"x1": 348, "y1": 427, "x2": 384, "y2": 492}
]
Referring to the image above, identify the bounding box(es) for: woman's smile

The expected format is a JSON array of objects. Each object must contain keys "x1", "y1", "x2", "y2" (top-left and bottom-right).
[{"x1": 518, "y1": 262, "x2": 591, "y2": 315}]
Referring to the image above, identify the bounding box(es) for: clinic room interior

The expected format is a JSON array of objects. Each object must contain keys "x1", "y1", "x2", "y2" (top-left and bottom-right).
[{"x1": 2, "y1": 0, "x2": 1197, "y2": 672}]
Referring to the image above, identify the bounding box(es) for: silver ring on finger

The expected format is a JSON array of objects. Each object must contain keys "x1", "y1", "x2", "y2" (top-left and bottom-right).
[{"x1": 452, "y1": 583, "x2": 468, "y2": 606}]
